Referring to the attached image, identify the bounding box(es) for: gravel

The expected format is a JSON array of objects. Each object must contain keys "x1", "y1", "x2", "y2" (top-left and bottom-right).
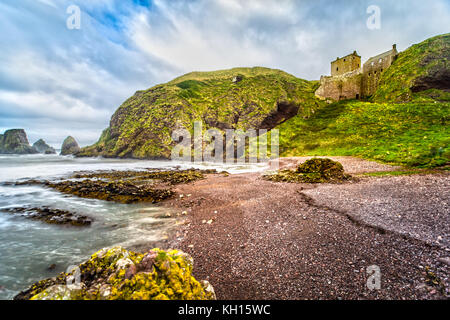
[{"x1": 162, "y1": 158, "x2": 449, "y2": 300}]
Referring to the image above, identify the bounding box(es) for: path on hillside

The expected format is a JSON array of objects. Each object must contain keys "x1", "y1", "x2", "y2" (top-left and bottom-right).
[{"x1": 163, "y1": 157, "x2": 449, "y2": 299}]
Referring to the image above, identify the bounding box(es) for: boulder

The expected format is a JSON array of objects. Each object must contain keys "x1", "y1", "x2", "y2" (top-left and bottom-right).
[
  {"x1": 32, "y1": 139, "x2": 56, "y2": 154},
  {"x1": 0, "y1": 129, "x2": 38, "y2": 154},
  {"x1": 14, "y1": 246, "x2": 216, "y2": 300},
  {"x1": 263, "y1": 158, "x2": 351, "y2": 183},
  {"x1": 60, "y1": 136, "x2": 80, "y2": 155}
]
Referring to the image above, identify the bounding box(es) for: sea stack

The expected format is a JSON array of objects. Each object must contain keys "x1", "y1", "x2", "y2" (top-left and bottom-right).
[
  {"x1": 32, "y1": 139, "x2": 56, "y2": 154},
  {"x1": 0, "y1": 129, "x2": 38, "y2": 154},
  {"x1": 60, "y1": 136, "x2": 80, "y2": 155}
]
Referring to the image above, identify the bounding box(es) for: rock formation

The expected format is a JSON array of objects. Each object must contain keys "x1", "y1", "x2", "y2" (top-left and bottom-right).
[
  {"x1": 32, "y1": 139, "x2": 56, "y2": 154},
  {"x1": 60, "y1": 136, "x2": 80, "y2": 155},
  {"x1": 0, "y1": 129, "x2": 38, "y2": 154}
]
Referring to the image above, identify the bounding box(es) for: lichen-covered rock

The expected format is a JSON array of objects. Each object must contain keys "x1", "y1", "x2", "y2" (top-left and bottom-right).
[
  {"x1": 15, "y1": 247, "x2": 215, "y2": 300},
  {"x1": 0, "y1": 129, "x2": 38, "y2": 154},
  {"x1": 295, "y1": 158, "x2": 347, "y2": 183},
  {"x1": 263, "y1": 158, "x2": 350, "y2": 183},
  {"x1": 60, "y1": 136, "x2": 80, "y2": 155},
  {"x1": 32, "y1": 139, "x2": 56, "y2": 154}
]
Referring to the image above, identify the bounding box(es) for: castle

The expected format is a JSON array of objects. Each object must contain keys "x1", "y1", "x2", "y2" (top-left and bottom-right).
[{"x1": 315, "y1": 44, "x2": 398, "y2": 101}]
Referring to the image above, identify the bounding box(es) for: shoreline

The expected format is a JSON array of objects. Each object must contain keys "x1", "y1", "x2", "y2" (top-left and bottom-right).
[{"x1": 162, "y1": 158, "x2": 449, "y2": 299}]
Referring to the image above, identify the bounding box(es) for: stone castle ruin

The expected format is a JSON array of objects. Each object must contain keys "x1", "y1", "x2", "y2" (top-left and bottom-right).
[{"x1": 315, "y1": 44, "x2": 398, "y2": 101}]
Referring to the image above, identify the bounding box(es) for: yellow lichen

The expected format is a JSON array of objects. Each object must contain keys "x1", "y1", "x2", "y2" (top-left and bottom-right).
[{"x1": 25, "y1": 247, "x2": 215, "y2": 300}]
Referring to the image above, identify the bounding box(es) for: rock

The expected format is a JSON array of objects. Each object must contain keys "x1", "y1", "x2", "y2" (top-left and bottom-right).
[
  {"x1": 438, "y1": 257, "x2": 450, "y2": 266},
  {"x1": 263, "y1": 158, "x2": 351, "y2": 183},
  {"x1": 15, "y1": 246, "x2": 215, "y2": 300},
  {"x1": 60, "y1": 136, "x2": 80, "y2": 155},
  {"x1": 0, "y1": 129, "x2": 38, "y2": 154},
  {"x1": 3, "y1": 206, "x2": 92, "y2": 227},
  {"x1": 32, "y1": 139, "x2": 56, "y2": 154}
]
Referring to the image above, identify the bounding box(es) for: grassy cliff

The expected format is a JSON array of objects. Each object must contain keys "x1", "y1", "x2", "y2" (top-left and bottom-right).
[
  {"x1": 79, "y1": 67, "x2": 321, "y2": 159},
  {"x1": 373, "y1": 33, "x2": 450, "y2": 102}
]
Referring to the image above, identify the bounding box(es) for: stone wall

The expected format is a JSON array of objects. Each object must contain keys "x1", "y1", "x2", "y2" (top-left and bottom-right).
[
  {"x1": 362, "y1": 45, "x2": 398, "y2": 96},
  {"x1": 315, "y1": 70, "x2": 362, "y2": 101}
]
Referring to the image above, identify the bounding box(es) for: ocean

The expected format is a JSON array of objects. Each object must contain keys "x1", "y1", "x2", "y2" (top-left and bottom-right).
[{"x1": 0, "y1": 154, "x2": 265, "y2": 299}]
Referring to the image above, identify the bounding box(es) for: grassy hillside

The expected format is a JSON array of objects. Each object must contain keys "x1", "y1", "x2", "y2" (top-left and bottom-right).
[
  {"x1": 79, "y1": 67, "x2": 320, "y2": 159},
  {"x1": 373, "y1": 33, "x2": 450, "y2": 102},
  {"x1": 278, "y1": 100, "x2": 449, "y2": 167}
]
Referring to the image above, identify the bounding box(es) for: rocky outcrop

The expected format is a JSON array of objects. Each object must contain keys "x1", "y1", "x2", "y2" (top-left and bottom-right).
[
  {"x1": 32, "y1": 139, "x2": 56, "y2": 154},
  {"x1": 14, "y1": 246, "x2": 216, "y2": 300},
  {"x1": 263, "y1": 158, "x2": 351, "y2": 183},
  {"x1": 3, "y1": 206, "x2": 92, "y2": 227},
  {"x1": 0, "y1": 129, "x2": 38, "y2": 154},
  {"x1": 60, "y1": 136, "x2": 80, "y2": 155}
]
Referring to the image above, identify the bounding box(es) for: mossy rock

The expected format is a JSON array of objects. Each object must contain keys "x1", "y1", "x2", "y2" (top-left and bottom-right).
[
  {"x1": 15, "y1": 247, "x2": 215, "y2": 300},
  {"x1": 264, "y1": 158, "x2": 350, "y2": 183},
  {"x1": 296, "y1": 158, "x2": 346, "y2": 183}
]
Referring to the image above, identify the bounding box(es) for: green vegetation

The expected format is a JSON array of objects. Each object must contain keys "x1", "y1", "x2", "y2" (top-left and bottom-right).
[
  {"x1": 361, "y1": 169, "x2": 442, "y2": 177},
  {"x1": 373, "y1": 33, "x2": 449, "y2": 102},
  {"x1": 278, "y1": 100, "x2": 449, "y2": 167},
  {"x1": 15, "y1": 247, "x2": 215, "y2": 300}
]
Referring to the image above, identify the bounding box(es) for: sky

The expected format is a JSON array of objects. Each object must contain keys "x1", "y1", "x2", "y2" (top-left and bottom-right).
[{"x1": 0, "y1": 0, "x2": 449, "y2": 147}]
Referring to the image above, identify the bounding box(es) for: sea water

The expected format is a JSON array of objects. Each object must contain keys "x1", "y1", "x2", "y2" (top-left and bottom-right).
[{"x1": 0, "y1": 154, "x2": 265, "y2": 299}]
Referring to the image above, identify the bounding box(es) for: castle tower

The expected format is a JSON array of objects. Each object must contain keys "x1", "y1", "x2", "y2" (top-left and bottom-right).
[{"x1": 331, "y1": 51, "x2": 361, "y2": 76}]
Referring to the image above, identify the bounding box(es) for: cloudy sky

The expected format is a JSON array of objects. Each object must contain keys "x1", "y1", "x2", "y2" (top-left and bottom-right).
[{"x1": 0, "y1": 0, "x2": 449, "y2": 147}]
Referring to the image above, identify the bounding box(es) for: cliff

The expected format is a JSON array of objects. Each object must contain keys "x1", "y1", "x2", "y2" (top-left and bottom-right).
[
  {"x1": 78, "y1": 67, "x2": 321, "y2": 159},
  {"x1": 0, "y1": 129, "x2": 38, "y2": 154}
]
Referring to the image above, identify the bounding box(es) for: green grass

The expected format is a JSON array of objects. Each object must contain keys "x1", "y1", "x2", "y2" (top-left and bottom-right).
[
  {"x1": 278, "y1": 100, "x2": 450, "y2": 168},
  {"x1": 361, "y1": 169, "x2": 443, "y2": 177}
]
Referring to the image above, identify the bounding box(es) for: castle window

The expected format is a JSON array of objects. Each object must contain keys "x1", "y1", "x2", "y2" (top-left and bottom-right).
[
  {"x1": 336, "y1": 67, "x2": 339, "y2": 71},
  {"x1": 379, "y1": 58, "x2": 383, "y2": 63},
  {"x1": 371, "y1": 62, "x2": 374, "y2": 66},
  {"x1": 344, "y1": 59, "x2": 346, "y2": 62},
  {"x1": 369, "y1": 72, "x2": 371, "y2": 76}
]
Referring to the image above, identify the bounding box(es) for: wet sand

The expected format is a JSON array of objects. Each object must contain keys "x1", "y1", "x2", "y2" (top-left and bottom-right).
[{"x1": 164, "y1": 157, "x2": 449, "y2": 300}]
